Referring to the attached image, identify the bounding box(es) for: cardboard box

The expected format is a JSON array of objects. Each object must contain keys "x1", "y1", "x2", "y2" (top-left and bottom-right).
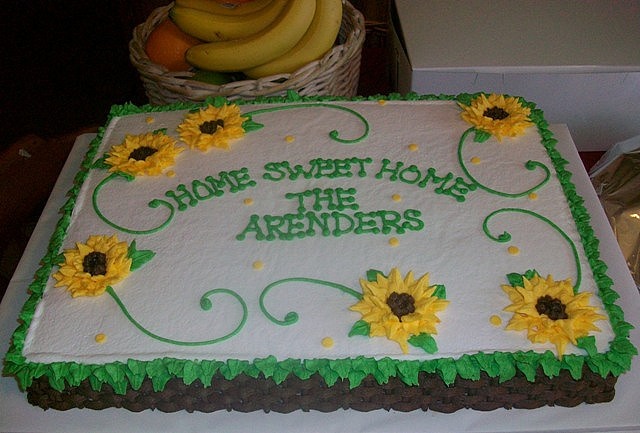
[{"x1": 389, "y1": 0, "x2": 640, "y2": 151}]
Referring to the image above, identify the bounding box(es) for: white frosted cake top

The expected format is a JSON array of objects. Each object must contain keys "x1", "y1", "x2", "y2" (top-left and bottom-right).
[{"x1": 21, "y1": 98, "x2": 613, "y2": 367}]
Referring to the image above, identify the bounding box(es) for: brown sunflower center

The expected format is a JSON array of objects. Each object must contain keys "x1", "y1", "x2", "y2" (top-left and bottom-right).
[
  {"x1": 535, "y1": 295, "x2": 568, "y2": 320},
  {"x1": 199, "y1": 119, "x2": 225, "y2": 134},
  {"x1": 129, "y1": 146, "x2": 157, "y2": 161},
  {"x1": 387, "y1": 291, "x2": 416, "y2": 321},
  {"x1": 83, "y1": 251, "x2": 108, "y2": 276},
  {"x1": 483, "y1": 106, "x2": 510, "y2": 120}
]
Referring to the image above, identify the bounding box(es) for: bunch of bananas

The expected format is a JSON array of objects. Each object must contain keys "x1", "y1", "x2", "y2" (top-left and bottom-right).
[{"x1": 170, "y1": 0, "x2": 343, "y2": 78}]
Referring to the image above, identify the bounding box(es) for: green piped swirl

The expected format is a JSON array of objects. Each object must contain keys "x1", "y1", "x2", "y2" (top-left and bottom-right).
[
  {"x1": 92, "y1": 173, "x2": 176, "y2": 235},
  {"x1": 458, "y1": 127, "x2": 551, "y2": 198},
  {"x1": 259, "y1": 277, "x2": 362, "y2": 326},
  {"x1": 107, "y1": 286, "x2": 247, "y2": 347},
  {"x1": 482, "y1": 207, "x2": 582, "y2": 292},
  {"x1": 244, "y1": 102, "x2": 369, "y2": 144}
]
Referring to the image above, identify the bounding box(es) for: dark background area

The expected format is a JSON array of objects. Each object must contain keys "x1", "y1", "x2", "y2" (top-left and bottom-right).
[
  {"x1": 2, "y1": 1, "x2": 159, "y2": 147},
  {"x1": 1, "y1": 0, "x2": 389, "y2": 148}
]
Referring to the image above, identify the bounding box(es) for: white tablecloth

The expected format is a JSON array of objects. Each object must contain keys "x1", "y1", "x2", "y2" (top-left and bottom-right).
[{"x1": 1, "y1": 129, "x2": 639, "y2": 433}]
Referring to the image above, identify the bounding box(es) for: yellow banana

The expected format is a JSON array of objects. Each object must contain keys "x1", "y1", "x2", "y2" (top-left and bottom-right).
[
  {"x1": 174, "y1": 0, "x2": 273, "y2": 16},
  {"x1": 169, "y1": 0, "x2": 287, "y2": 42},
  {"x1": 186, "y1": 0, "x2": 316, "y2": 72},
  {"x1": 244, "y1": 0, "x2": 342, "y2": 78}
]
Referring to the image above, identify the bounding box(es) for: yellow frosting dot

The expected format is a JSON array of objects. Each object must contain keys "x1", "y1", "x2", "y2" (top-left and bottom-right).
[
  {"x1": 528, "y1": 192, "x2": 538, "y2": 200},
  {"x1": 508, "y1": 246, "x2": 520, "y2": 256},
  {"x1": 489, "y1": 315, "x2": 502, "y2": 326},
  {"x1": 253, "y1": 260, "x2": 264, "y2": 270},
  {"x1": 392, "y1": 193, "x2": 402, "y2": 202},
  {"x1": 389, "y1": 237, "x2": 400, "y2": 247},
  {"x1": 470, "y1": 156, "x2": 481, "y2": 165},
  {"x1": 285, "y1": 135, "x2": 295, "y2": 143},
  {"x1": 321, "y1": 337, "x2": 334, "y2": 348},
  {"x1": 243, "y1": 197, "x2": 254, "y2": 206},
  {"x1": 377, "y1": 99, "x2": 387, "y2": 106},
  {"x1": 408, "y1": 143, "x2": 419, "y2": 152},
  {"x1": 166, "y1": 170, "x2": 176, "y2": 178},
  {"x1": 95, "y1": 333, "x2": 107, "y2": 344},
  {"x1": 145, "y1": 116, "x2": 155, "y2": 124}
]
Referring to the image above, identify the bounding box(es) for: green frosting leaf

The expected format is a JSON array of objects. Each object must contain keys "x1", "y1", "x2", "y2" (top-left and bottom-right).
[
  {"x1": 348, "y1": 369, "x2": 368, "y2": 389},
  {"x1": 366, "y1": 269, "x2": 384, "y2": 282},
  {"x1": 473, "y1": 128, "x2": 492, "y2": 143},
  {"x1": 303, "y1": 358, "x2": 326, "y2": 375},
  {"x1": 506, "y1": 270, "x2": 538, "y2": 287},
  {"x1": 494, "y1": 352, "x2": 517, "y2": 383},
  {"x1": 474, "y1": 352, "x2": 500, "y2": 378},
  {"x1": 105, "y1": 363, "x2": 127, "y2": 395},
  {"x1": 353, "y1": 356, "x2": 380, "y2": 382},
  {"x1": 455, "y1": 93, "x2": 474, "y2": 106},
  {"x1": 125, "y1": 359, "x2": 147, "y2": 390},
  {"x1": 436, "y1": 358, "x2": 457, "y2": 386},
  {"x1": 242, "y1": 117, "x2": 264, "y2": 133},
  {"x1": 146, "y1": 359, "x2": 170, "y2": 392},
  {"x1": 418, "y1": 359, "x2": 437, "y2": 374},
  {"x1": 127, "y1": 240, "x2": 155, "y2": 271},
  {"x1": 432, "y1": 284, "x2": 446, "y2": 299},
  {"x1": 513, "y1": 351, "x2": 543, "y2": 382},
  {"x1": 254, "y1": 355, "x2": 277, "y2": 379},
  {"x1": 455, "y1": 355, "x2": 481, "y2": 380},
  {"x1": 397, "y1": 360, "x2": 420, "y2": 386},
  {"x1": 348, "y1": 320, "x2": 370, "y2": 337},
  {"x1": 273, "y1": 359, "x2": 299, "y2": 384},
  {"x1": 408, "y1": 333, "x2": 438, "y2": 353},
  {"x1": 576, "y1": 335, "x2": 598, "y2": 356},
  {"x1": 92, "y1": 156, "x2": 110, "y2": 170},
  {"x1": 506, "y1": 272, "x2": 524, "y2": 288},
  {"x1": 291, "y1": 360, "x2": 313, "y2": 380},
  {"x1": 319, "y1": 364, "x2": 340, "y2": 387},
  {"x1": 329, "y1": 359, "x2": 352, "y2": 380},
  {"x1": 373, "y1": 357, "x2": 397, "y2": 384},
  {"x1": 66, "y1": 363, "x2": 90, "y2": 387},
  {"x1": 199, "y1": 360, "x2": 223, "y2": 387},
  {"x1": 562, "y1": 355, "x2": 585, "y2": 380},
  {"x1": 539, "y1": 351, "x2": 562, "y2": 378},
  {"x1": 587, "y1": 354, "x2": 612, "y2": 377},
  {"x1": 243, "y1": 363, "x2": 260, "y2": 379},
  {"x1": 220, "y1": 359, "x2": 248, "y2": 380},
  {"x1": 181, "y1": 362, "x2": 200, "y2": 386}
]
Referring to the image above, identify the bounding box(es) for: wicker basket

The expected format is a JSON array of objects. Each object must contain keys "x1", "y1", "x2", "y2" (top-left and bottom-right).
[{"x1": 129, "y1": 1, "x2": 365, "y2": 104}]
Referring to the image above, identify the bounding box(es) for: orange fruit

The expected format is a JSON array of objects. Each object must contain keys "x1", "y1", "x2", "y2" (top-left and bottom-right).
[{"x1": 145, "y1": 19, "x2": 201, "y2": 72}]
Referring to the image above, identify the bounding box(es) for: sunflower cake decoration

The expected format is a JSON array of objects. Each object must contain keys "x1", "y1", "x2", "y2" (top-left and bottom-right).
[
  {"x1": 349, "y1": 268, "x2": 449, "y2": 354},
  {"x1": 177, "y1": 103, "x2": 248, "y2": 152},
  {"x1": 459, "y1": 93, "x2": 534, "y2": 142},
  {"x1": 53, "y1": 234, "x2": 154, "y2": 298},
  {"x1": 501, "y1": 271, "x2": 606, "y2": 358},
  {"x1": 104, "y1": 131, "x2": 184, "y2": 177}
]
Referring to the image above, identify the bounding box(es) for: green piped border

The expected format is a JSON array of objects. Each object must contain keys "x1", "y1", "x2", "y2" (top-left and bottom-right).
[{"x1": 3, "y1": 91, "x2": 636, "y2": 396}]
